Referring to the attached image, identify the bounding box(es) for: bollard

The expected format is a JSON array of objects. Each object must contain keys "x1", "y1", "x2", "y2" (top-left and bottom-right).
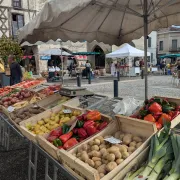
[
  {"x1": 117, "y1": 71, "x2": 120, "y2": 81},
  {"x1": 77, "y1": 73, "x2": 81, "y2": 87},
  {"x1": 114, "y1": 80, "x2": 118, "y2": 97},
  {"x1": 88, "y1": 73, "x2": 91, "y2": 84},
  {"x1": 141, "y1": 69, "x2": 144, "y2": 79}
]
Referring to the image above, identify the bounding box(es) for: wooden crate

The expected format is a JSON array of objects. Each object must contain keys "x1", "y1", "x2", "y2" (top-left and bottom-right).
[
  {"x1": 112, "y1": 147, "x2": 150, "y2": 180},
  {"x1": 19, "y1": 105, "x2": 85, "y2": 143},
  {"x1": 37, "y1": 112, "x2": 112, "y2": 160},
  {"x1": 57, "y1": 115, "x2": 156, "y2": 180},
  {"x1": 131, "y1": 96, "x2": 180, "y2": 129},
  {"x1": 37, "y1": 94, "x2": 79, "y2": 109}
]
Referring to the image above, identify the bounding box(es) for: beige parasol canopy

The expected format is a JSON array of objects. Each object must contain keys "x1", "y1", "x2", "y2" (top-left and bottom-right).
[
  {"x1": 19, "y1": 0, "x2": 180, "y2": 45},
  {"x1": 18, "y1": 0, "x2": 180, "y2": 99}
]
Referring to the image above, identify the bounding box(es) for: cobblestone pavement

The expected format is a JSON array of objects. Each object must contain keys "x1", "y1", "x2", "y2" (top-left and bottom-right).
[{"x1": 82, "y1": 76, "x2": 180, "y2": 100}]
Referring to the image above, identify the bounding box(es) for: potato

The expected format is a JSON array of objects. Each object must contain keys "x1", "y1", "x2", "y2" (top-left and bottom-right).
[
  {"x1": 94, "y1": 138, "x2": 101, "y2": 145},
  {"x1": 114, "y1": 131, "x2": 121, "y2": 139},
  {"x1": 119, "y1": 145, "x2": 128, "y2": 153},
  {"x1": 96, "y1": 136, "x2": 104, "y2": 144},
  {"x1": 81, "y1": 144, "x2": 88, "y2": 151},
  {"x1": 92, "y1": 157, "x2": 101, "y2": 161},
  {"x1": 88, "y1": 140, "x2": 94, "y2": 146},
  {"x1": 123, "y1": 134, "x2": 132, "y2": 145},
  {"x1": 91, "y1": 145, "x2": 99, "y2": 151},
  {"x1": 119, "y1": 134, "x2": 125, "y2": 140},
  {"x1": 136, "y1": 142, "x2": 143, "y2": 148},
  {"x1": 133, "y1": 136, "x2": 142, "y2": 143},
  {"x1": 116, "y1": 159, "x2": 124, "y2": 165},
  {"x1": 102, "y1": 159, "x2": 109, "y2": 164},
  {"x1": 99, "y1": 173, "x2": 105, "y2": 178},
  {"x1": 106, "y1": 162, "x2": 117, "y2": 172},
  {"x1": 81, "y1": 153, "x2": 89, "y2": 162},
  {"x1": 128, "y1": 146, "x2": 136, "y2": 153},
  {"x1": 99, "y1": 144, "x2": 107, "y2": 149},
  {"x1": 94, "y1": 161, "x2": 102, "y2": 168},
  {"x1": 76, "y1": 153, "x2": 81, "y2": 158},
  {"x1": 108, "y1": 146, "x2": 119, "y2": 153},
  {"x1": 88, "y1": 152, "x2": 93, "y2": 158},
  {"x1": 77, "y1": 146, "x2": 83, "y2": 153},
  {"x1": 102, "y1": 152, "x2": 108, "y2": 159},
  {"x1": 92, "y1": 151, "x2": 101, "y2": 158},
  {"x1": 97, "y1": 164, "x2": 106, "y2": 174},
  {"x1": 129, "y1": 141, "x2": 137, "y2": 147},
  {"x1": 114, "y1": 151, "x2": 122, "y2": 159},
  {"x1": 100, "y1": 148, "x2": 107, "y2": 155},
  {"x1": 106, "y1": 153, "x2": 115, "y2": 162},
  {"x1": 122, "y1": 152, "x2": 130, "y2": 159},
  {"x1": 85, "y1": 159, "x2": 95, "y2": 167}
]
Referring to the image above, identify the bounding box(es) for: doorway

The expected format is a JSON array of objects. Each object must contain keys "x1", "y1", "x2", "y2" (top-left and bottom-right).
[{"x1": 93, "y1": 45, "x2": 105, "y2": 68}]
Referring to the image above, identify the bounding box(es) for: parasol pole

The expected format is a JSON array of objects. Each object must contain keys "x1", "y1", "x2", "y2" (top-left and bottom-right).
[
  {"x1": 144, "y1": 0, "x2": 148, "y2": 100},
  {"x1": 58, "y1": 39, "x2": 64, "y2": 85}
]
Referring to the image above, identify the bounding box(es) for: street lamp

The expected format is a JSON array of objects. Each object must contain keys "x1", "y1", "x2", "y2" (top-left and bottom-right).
[{"x1": 57, "y1": 39, "x2": 63, "y2": 85}]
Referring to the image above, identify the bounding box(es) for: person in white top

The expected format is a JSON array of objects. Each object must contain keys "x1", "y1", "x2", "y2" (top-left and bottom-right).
[{"x1": 111, "y1": 62, "x2": 116, "y2": 76}]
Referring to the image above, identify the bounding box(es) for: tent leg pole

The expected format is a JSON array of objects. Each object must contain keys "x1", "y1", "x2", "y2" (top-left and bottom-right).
[
  {"x1": 60, "y1": 41, "x2": 64, "y2": 85},
  {"x1": 144, "y1": 0, "x2": 148, "y2": 100}
]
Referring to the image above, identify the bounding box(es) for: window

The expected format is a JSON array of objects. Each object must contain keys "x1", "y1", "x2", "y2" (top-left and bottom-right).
[
  {"x1": 172, "y1": 39, "x2": 177, "y2": 50},
  {"x1": 12, "y1": 0, "x2": 21, "y2": 8},
  {"x1": 148, "y1": 37, "x2": 151, "y2": 47},
  {"x1": 151, "y1": 53, "x2": 153, "y2": 62},
  {"x1": 159, "y1": 41, "x2": 163, "y2": 51},
  {"x1": 12, "y1": 14, "x2": 24, "y2": 38}
]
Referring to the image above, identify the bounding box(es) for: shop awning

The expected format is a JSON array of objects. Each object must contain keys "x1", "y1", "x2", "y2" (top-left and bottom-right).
[
  {"x1": 72, "y1": 52, "x2": 101, "y2": 56},
  {"x1": 160, "y1": 54, "x2": 180, "y2": 58}
]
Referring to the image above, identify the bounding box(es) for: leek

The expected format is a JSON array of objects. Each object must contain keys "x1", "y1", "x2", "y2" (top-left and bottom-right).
[{"x1": 163, "y1": 134, "x2": 180, "y2": 180}]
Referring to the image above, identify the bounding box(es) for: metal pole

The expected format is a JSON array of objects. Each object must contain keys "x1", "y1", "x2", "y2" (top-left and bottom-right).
[
  {"x1": 117, "y1": 71, "x2": 120, "y2": 81},
  {"x1": 77, "y1": 73, "x2": 81, "y2": 87},
  {"x1": 114, "y1": 80, "x2": 118, "y2": 97},
  {"x1": 60, "y1": 41, "x2": 64, "y2": 85},
  {"x1": 144, "y1": 0, "x2": 148, "y2": 100},
  {"x1": 88, "y1": 73, "x2": 91, "y2": 84}
]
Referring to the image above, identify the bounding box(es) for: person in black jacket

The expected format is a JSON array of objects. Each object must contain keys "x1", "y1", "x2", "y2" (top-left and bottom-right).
[{"x1": 8, "y1": 55, "x2": 23, "y2": 85}]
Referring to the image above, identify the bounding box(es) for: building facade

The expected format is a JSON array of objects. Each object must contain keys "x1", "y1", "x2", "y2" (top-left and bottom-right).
[
  {"x1": 157, "y1": 26, "x2": 180, "y2": 60},
  {"x1": 0, "y1": 0, "x2": 38, "y2": 38}
]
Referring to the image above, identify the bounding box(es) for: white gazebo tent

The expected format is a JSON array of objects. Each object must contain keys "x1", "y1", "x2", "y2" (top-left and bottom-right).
[
  {"x1": 106, "y1": 43, "x2": 150, "y2": 58},
  {"x1": 106, "y1": 43, "x2": 150, "y2": 76}
]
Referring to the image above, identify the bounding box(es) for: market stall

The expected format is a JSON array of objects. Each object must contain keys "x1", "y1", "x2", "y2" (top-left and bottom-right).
[
  {"x1": 106, "y1": 44, "x2": 150, "y2": 77},
  {"x1": 0, "y1": 85, "x2": 180, "y2": 180}
]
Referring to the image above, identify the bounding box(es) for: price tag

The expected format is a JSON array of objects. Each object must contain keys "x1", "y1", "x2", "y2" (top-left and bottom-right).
[
  {"x1": 63, "y1": 109, "x2": 72, "y2": 114},
  {"x1": 104, "y1": 136, "x2": 122, "y2": 144},
  {"x1": 7, "y1": 106, "x2": 15, "y2": 112}
]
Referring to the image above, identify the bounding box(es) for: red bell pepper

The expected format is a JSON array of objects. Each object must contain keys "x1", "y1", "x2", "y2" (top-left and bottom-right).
[
  {"x1": 59, "y1": 131, "x2": 73, "y2": 144},
  {"x1": 86, "y1": 126, "x2": 97, "y2": 136},
  {"x1": 175, "y1": 105, "x2": 180, "y2": 111},
  {"x1": 129, "y1": 114, "x2": 137, "y2": 118},
  {"x1": 58, "y1": 146, "x2": 63, "y2": 149},
  {"x1": 63, "y1": 138, "x2": 78, "y2": 150},
  {"x1": 78, "y1": 128, "x2": 87, "y2": 138},
  {"x1": 153, "y1": 112, "x2": 162, "y2": 120},
  {"x1": 83, "y1": 120, "x2": 95, "y2": 130},
  {"x1": 97, "y1": 121, "x2": 108, "y2": 131},
  {"x1": 144, "y1": 114, "x2": 156, "y2": 122},
  {"x1": 50, "y1": 127, "x2": 62, "y2": 137},
  {"x1": 82, "y1": 112, "x2": 88, "y2": 121},
  {"x1": 47, "y1": 135, "x2": 57, "y2": 142},
  {"x1": 158, "y1": 113, "x2": 171, "y2": 125},
  {"x1": 86, "y1": 111, "x2": 101, "y2": 121},
  {"x1": 72, "y1": 128, "x2": 78, "y2": 134},
  {"x1": 149, "y1": 102, "x2": 162, "y2": 113},
  {"x1": 155, "y1": 122, "x2": 162, "y2": 130}
]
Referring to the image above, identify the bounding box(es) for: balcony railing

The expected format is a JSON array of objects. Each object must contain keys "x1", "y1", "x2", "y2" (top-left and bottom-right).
[{"x1": 169, "y1": 47, "x2": 180, "y2": 52}]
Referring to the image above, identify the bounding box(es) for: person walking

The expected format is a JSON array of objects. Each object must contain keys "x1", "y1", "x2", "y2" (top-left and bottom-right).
[
  {"x1": 111, "y1": 62, "x2": 116, "y2": 76},
  {"x1": 85, "y1": 60, "x2": 91, "y2": 79},
  {"x1": 8, "y1": 55, "x2": 23, "y2": 85}
]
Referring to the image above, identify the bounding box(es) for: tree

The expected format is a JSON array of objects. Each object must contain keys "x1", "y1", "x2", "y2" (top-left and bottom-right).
[{"x1": 0, "y1": 36, "x2": 23, "y2": 65}]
